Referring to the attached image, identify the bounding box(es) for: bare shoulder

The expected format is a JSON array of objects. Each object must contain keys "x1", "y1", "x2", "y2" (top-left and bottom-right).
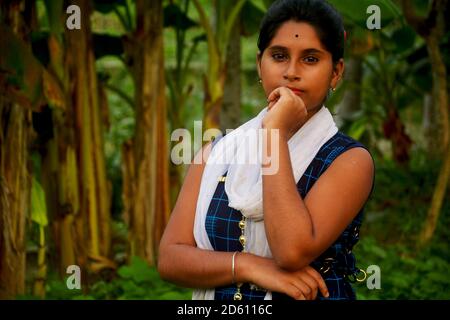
[
  {"x1": 314, "y1": 146, "x2": 374, "y2": 201},
  {"x1": 331, "y1": 147, "x2": 374, "y2": 183},
  {"x1": 332, "y1": 146, "x2": 374, "y2": 173}
]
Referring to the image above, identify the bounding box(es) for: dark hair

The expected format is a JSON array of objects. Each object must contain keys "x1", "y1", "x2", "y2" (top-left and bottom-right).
[{"x1": 257, "y1": 0, "x2": 345, "y2": 64}]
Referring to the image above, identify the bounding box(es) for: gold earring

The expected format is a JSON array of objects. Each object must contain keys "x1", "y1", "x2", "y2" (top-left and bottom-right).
[
  {"x1": 258, "y1": 78, "x2": 262, "y2": 84},
  {"x1": 331, "y1": 87, "x2": 336, "y2": 92}
]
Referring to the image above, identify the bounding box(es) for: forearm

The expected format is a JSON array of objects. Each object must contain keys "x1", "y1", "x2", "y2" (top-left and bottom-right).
[
  {"x1": 158, "y1": 244, "x2": 254, "y2": 288},
  {"x1": 262, "y1": 129, "x2": 316, "y2": 269}
]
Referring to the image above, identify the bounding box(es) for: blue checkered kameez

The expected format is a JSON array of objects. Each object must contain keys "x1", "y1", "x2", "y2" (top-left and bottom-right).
[{"x1": 205, "y1": 131, "x2": 372, "y2": 300}]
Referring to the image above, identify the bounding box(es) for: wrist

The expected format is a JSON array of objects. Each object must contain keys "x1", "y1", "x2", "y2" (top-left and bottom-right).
[
  {"x1": 261, "y1": 125, "x2": 290, "y2": 142},
  {"x1": 234, "y1": 252, "x2": 252, "y2": 283}
]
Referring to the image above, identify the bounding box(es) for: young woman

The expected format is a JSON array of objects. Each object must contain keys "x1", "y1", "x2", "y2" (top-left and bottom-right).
[{"x1": 158, "y1": 0, "x2": 374, "y2": 300}]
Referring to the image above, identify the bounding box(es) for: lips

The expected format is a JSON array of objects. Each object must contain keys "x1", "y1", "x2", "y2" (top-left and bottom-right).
[{"x1": 287, "y1": 86, "x2": 305, "y2": 96}]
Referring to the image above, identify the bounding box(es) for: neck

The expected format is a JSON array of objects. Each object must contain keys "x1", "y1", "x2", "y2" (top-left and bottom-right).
[{"x1": 287, "y1": 105, "x2": 322, "y2": 139}]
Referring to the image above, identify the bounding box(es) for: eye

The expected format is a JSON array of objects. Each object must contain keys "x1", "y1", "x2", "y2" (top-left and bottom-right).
[
  {"x1": 271, "y1": 53, "x2": 288, "y2": 61},
  {"x1": 304, "y1": 56, "x2": 319, "y2": 63}
]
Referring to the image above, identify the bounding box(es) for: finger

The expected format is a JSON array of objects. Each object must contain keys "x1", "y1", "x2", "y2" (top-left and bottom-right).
[
  {"x1": 312, "y1": 286, "x2": 318, "y2": 300},
  {"x1": 293, "y1": 279, "x2": 313, "y2": 300},
  {"x1": 267, "y1": 88, "x2": 280, "y2": 102},
  {"x1": 304, "y1": 266, "x2": 329, "y2": 298},
  {"x1": 287, "y1": 284, "x2": 306, "y2": 300},
  {"x1": 267, "y1": 98, "x2": 277, "y2": 110},
  {"x1": 297, "y1": 272, "x2": 318, "y2": 300},
  {"x1": 267, "y1": 87, "x2": 289, "y2": 102}
]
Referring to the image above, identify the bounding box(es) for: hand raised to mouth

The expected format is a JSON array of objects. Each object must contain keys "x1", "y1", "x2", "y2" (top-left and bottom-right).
[{"x1": 263, "y1": 86, "x2": 309, "y2": 139}]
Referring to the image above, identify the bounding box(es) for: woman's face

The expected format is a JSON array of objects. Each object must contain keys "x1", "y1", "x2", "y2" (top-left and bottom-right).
[{"x1": 257, "y1": 20, "x2": 344, "y2": 112}]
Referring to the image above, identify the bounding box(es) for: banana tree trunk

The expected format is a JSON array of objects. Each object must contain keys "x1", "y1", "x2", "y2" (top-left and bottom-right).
[
  {"x1": 0, "y1": 0, "x2": 31, "y2": 299},
  {"x1": 36, "y1": 0, "x2": 82, "y2": 276},
  {"x1": 122, "y1": 0, "x2": 170, "y2": 266},
  {"x1": 65, "y1": 0, "x2": 111, "y2": 270},
  {"x1": 0, "y1": 101, "x2": 30, "y2": 299},
  {"x1": 220, "y1": 16, "x2": 241, "y2": 132},
  {"x1": 41, "y1": 109, "x2": 81, "y2": 275}
]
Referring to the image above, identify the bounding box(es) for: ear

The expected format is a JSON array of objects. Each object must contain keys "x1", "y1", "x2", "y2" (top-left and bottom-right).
[
  {"x1": 330, "y1": 58, "x2": 344, "y2": 89},
  {"x1": 256, "y1": 52, "x2": 262, "y2": 79}
]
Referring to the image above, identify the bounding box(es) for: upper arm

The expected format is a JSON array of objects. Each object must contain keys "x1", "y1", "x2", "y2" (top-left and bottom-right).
[
  {"x1": 159, "y1": 142, "x2": 213, "y2": 250},
  {"x1": 303, "y1": 147, "x2": 374, "y2": 259}
]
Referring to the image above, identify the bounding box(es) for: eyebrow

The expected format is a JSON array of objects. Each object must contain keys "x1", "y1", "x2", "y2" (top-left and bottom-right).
[{"x1": 267, "y1": 45, "x2": 325, "y2": 55}]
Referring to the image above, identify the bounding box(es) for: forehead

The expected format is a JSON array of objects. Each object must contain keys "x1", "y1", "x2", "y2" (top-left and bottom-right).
[{"x1": 269, "y1": 20, "x2": 326, "y2": 52}]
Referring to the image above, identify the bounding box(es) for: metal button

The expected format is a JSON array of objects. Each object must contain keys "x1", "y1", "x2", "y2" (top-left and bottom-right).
[{"x1": 239, "y1": 235, "x2": 246, "y2": 246}]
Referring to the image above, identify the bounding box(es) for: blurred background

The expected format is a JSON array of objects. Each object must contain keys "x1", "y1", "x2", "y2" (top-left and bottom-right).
[{"x1": 0, "y1": 0, "x2": 448, "y2": 300}]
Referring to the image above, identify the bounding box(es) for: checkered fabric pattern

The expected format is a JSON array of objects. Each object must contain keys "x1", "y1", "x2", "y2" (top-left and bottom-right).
[{"x1": 205, "y1": 132, "x2": 372, "y2": 300}]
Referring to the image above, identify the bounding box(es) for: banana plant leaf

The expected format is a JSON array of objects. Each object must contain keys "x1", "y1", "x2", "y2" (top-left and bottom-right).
[
  {"x1": 164, "y1": 3, "x2": 198, "y2": 30},
  {"x1": 0, "y1": 25, "x2": 65, "y2": 111},
  {"x1": 31, "y1": 177, "x2": 48, "y2": 227},
  {"x1": 328, "y1": 0, "x2": 402, "y2": 29},
  {"x1": 93, "y1": 0, "x2": 127, "y2": 14},
  {"x1": 241, "y1": 0, "x2": 266, "y2": 36}
]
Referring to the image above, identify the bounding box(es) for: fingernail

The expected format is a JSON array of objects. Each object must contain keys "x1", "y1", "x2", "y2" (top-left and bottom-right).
[{"x1": 325, "y1": 292, "x2": 329, "y2": 297}]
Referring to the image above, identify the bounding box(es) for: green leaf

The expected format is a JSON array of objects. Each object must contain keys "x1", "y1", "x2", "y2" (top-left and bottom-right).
[
  {"x1": 223, "y1": 0, "x2": 247, "y2": 54},
  {"x1": 120, "y1": 280, "x2": 147, "y2": 297},
  {"x1": 31, "y1": 177, "x2": 48, "y2": 227},
  {"x1": 43, "y1": 0, "x2": 64, "y2": 36},
  {"x1": 164, "y1": 3, "x2": 197, "y2": 30},
  {"x1": 369, "y1": 244, "x2": 387, "y2": 259},
  {"x1": 93, "y1": 0, "x2": 126, "y2": 14},
  {"x1": 348, "y1": 117, "x2": 367, "y2": 140},
  {"x1": 117, "y1": 256, "x2": 159, "y2": 284},
  {"x1": 391, "y1": 26, "x2": 416, "y2": 54},
  {"x1": 249, "y1": 0, "x2": 268, "y2": 12},
  {"x1": 262, "y1": 0, "x2": 275, "y2": 10},
  {"x1": 241, "y1": 0, "x2": 266, "y2": 36},
  {"x1": 328, "y1": 0, "x2": 401, "y2": 29},
  {"x1": 157, "y1": 291, "x2": 192, "y2": 300}
]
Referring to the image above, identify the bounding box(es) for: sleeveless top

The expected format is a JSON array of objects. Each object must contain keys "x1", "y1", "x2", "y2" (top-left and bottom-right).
[{"x1": 204, "y1": 131, "x2": 372, "y2": 300}]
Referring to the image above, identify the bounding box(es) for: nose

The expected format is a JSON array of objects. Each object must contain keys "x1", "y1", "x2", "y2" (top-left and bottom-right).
[{"x1": 284, "y1": 60, "x2": 301, "y2": 81}]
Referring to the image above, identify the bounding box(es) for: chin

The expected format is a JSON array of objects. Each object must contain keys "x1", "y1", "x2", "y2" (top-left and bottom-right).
[{"x1": 306, "y1": 104, "x2": 323, "y2": 113}]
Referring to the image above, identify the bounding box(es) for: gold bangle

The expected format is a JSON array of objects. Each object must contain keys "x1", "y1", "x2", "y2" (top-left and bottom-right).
[{"x1": 231, "y1": 251, "x2": 238, "y2": 284}]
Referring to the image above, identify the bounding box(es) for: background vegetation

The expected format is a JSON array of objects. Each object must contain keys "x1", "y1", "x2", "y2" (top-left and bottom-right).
[{"x1": 0, "y1": 0, "x2": 448, "y2": 300}]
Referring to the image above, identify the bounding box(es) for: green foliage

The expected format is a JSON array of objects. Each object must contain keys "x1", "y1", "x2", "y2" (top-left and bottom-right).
[
  {"x1": 94, "y1": 0, "x2": 127, "y2": 14},
  {"x1": 328, "y1": 0, "x2": 401, "y2": 29},
  {"x1": 352, "y1": 155, "x2": 450, "y2": 300},
  {"x1": 241, "y1": 0, "x2": 266, "y2": 37},
  {"x1": 41, "y1": 256, "x2": 192, "y2": 300},
  {"x1": 43, "y1": 0, "x2": 63, "y2": 36},
  {"x1": 31, "y1": 177, "x2": 48, "y2": 227},
  {"x1": 164, "y1": 3, "x2": 197, "y2": 30},
  {"x1": 354, "y1": 236, "x2": 450, "y2": 300}
]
